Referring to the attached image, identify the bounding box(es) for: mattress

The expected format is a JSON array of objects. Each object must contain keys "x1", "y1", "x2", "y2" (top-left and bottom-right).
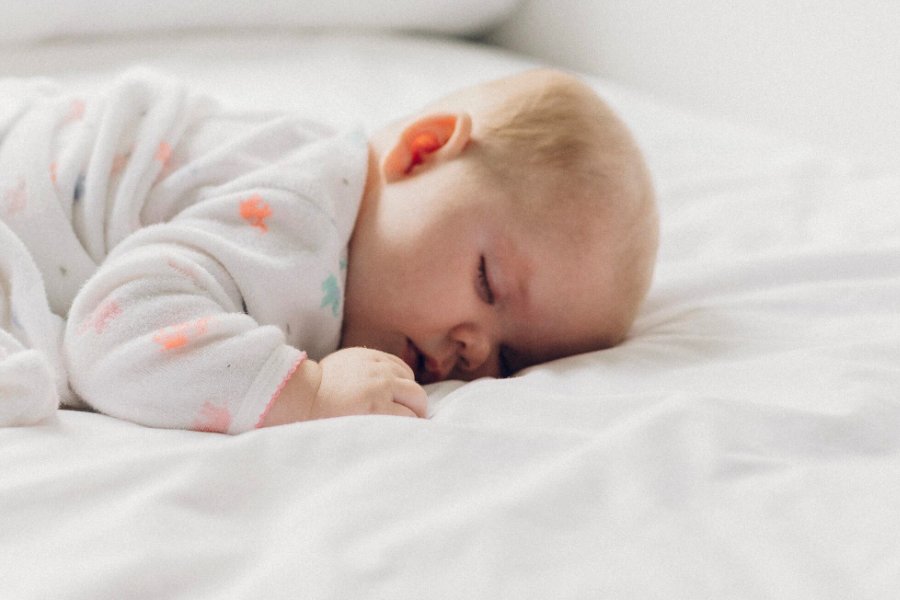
[{"x1": 1, "y1": 31, "x2": 899, "y2": 598}]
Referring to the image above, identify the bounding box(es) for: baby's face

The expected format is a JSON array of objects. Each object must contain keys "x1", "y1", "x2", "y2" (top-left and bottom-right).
[{"x1": 342, "y1": 156, "x2": 626, "y2": 384}]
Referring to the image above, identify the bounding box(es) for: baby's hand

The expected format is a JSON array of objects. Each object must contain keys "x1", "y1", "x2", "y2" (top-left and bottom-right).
[
  {"x1": 310, "y1": 347, "x2": 428, "y2": 419},
  {"x1": 259, "y1": 347, "x2": 428, "y2": 427}
]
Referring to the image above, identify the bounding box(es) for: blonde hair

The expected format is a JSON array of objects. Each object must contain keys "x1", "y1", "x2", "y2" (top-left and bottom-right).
[{"x1": 431, "y1": 70, "x2": 637, "y2": 190}]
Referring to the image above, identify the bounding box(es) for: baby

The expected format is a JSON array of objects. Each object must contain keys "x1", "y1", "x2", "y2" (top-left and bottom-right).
[{"x1": 0, "y1": 68, "x2": 658, "y2": 432}]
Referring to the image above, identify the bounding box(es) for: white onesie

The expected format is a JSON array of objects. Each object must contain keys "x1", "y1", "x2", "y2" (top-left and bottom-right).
[{"x1": 0, "y1": 70, "x2": 367, "y2": 432}]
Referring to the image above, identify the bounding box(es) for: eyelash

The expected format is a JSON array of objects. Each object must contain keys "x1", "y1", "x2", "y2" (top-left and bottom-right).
[
  {"x1": 478, "y1": 255, "x2": 495, "y2": 305},
  {"x1": 477, "y1": 256, "x2": 513, "y2": 377}
]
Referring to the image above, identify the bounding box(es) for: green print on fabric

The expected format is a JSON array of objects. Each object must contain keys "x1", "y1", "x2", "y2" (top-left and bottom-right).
[{"x1": 320, "y1": 274, "x2": 341, "y2": 318}]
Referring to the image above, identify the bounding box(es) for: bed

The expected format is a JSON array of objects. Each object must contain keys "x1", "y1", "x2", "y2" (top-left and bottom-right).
[{"x1": 2, "y1": 4, "x2": 899, "y2": 598}]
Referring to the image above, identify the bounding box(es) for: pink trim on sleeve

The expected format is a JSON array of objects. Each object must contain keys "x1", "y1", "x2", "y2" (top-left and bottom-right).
[{"x1": 254, "y1": 351, "x2": 307, "y2": 429}]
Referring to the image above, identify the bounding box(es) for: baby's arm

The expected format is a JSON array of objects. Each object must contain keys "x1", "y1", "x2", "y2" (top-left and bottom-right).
[
  {"x1": 58, "y1": 69, "x2": 428, "y2": 431},
  {"x1": 66, "y1": 230, "x2": 427, "y2": 432},
  {"x1": 65, "y1": 236, "x2": 302, "y2": 433}
]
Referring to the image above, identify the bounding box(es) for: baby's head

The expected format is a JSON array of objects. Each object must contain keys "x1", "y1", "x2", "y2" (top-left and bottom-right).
[{"x1": 342, "y1": 69, "x2": 658, "y2": 383}]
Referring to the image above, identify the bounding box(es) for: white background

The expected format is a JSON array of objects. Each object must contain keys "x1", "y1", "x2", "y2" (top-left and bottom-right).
[{"x1": 492, "y1": 0, "x2": 900, "y2": 167}]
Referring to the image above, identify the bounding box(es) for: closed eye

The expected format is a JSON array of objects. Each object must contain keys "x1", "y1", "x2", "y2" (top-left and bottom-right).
[{"x1": 477, "y1": 255, "x2": 495, "y2": 305}]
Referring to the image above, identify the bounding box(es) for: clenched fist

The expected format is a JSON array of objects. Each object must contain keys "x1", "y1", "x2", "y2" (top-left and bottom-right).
[{"x1": 260, "y1": 347, "x2": 428, "y2": 427}]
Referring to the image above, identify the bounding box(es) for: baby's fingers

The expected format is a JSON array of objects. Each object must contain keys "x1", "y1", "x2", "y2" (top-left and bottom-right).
[
  {"x1": 378, "y1": 350, "x2": 415, "y2": 380},
  {"x1": 392, "y1": 377, "x2": 429, "y2": 418},
  {"x1": 383, "y1": 402, "x2": 417, "y2": 418}
]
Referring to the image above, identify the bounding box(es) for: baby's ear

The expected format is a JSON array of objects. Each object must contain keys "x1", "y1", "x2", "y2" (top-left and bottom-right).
[{"x1": 382, "y1": 112, "x2": 472, "y2": 182}]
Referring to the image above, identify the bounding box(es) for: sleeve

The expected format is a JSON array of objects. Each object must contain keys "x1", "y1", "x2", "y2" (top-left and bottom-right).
[
  {"x1": 64, "y1": 230, "x2": 307, "y2": 434},
  {"x1": 62, "y1": 109, "x2": 366, "y2": 434}
]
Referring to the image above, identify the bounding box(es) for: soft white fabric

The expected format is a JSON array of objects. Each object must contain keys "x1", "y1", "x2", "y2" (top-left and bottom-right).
[
  {"x1": 0, "y1": 220, "x2": 64, "y2": 426},
  {"x1": 0, "y1": 69, "x2": 367, "y2": 432},
  {"x1": 0, "y1": 0, "x2": 522, "y2": 43},
  {"x1": 0, "y1": 32, "x2": 898, "y2": 598}
]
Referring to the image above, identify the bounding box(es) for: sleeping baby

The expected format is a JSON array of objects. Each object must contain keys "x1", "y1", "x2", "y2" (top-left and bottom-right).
[{"x1": 0, "y1": 68, "x2": 658, "y2": 432}]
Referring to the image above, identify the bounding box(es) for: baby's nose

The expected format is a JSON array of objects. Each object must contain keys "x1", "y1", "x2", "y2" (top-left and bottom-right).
[{"x1": 447, "y1": 327, "x2": 493, "y2": 379}]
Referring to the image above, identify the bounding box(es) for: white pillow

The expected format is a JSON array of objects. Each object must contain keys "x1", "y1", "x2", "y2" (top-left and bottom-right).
[{"x1": 0, "y1": 0, "x2": 523, "y2": 44}]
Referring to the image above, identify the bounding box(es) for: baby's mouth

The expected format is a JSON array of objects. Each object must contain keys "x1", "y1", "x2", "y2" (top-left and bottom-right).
[{"x1": 404, "y1": 338, "x2": 428, "y2": 383}]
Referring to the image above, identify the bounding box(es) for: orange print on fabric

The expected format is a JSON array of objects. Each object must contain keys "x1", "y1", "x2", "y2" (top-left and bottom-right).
[
  {"x1": 192, "y1": 401, "x2": 232, "y2": 433},
  {"x1": 155, "y1": 141, "x2": 172, "y2": 166},
  {"x1": 2, "y1": 178, "x2": 27, "y2": 216},
  {"x1": 77, "y1": 299, "x2": 123, "y2": 335},
  {"x1": 155, "y1": 330, "x2": 189, "y2": 350},
  {"x1": 111, "y1": 152, "x2": 131, "y2": 176},
  {"x1": 166, "y1": 259, "x2": 205, "y2": 289},
  {"x1": 239, "y1": 195, "x2": 272, "y2": 232},
  {"x1": 92, "y1": 300, "x2": 122, "y2": 334},
  {"x1": 153, "y1": 317, "x2": 209, "y2": 352},
  {"x1": 65, "y1": 99, "x2": 86, "y2": 123}
]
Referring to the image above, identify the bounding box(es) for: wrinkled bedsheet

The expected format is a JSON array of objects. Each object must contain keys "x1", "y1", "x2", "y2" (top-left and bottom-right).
[{"x1": 1, "y1": 32, "x2": 898, "y2": 599}]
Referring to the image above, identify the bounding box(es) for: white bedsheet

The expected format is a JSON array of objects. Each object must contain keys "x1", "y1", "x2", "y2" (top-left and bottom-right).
[{"x1": 1, "y1": 32, "x2": 899, "y2": 599}]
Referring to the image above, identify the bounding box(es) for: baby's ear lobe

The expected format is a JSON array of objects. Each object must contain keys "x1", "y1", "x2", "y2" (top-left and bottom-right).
[{"x1": 382, "y1": 112, "x2": 472, "y2": 182}]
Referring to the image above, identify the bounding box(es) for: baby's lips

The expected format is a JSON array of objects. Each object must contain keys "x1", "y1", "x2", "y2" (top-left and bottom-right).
[
  {"x1": 423, "y1": 355, "x2": 454, "y2": 382},
  {"x1": 402, "y1": 338, "x2": 418, "y2": 371},
  {"x1": 405, "y1": 339, "x2": 454, "y2": 383}
]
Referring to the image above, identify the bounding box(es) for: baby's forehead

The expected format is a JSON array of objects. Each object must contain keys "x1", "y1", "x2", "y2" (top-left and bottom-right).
[{"x1": 500, "y1": 177, "x2": 618, "y2": 244}]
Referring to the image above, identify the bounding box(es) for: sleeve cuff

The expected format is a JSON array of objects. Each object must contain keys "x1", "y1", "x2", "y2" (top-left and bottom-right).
[{"x1": 230, "y1": 345, "x2": 306, "y2": 434}]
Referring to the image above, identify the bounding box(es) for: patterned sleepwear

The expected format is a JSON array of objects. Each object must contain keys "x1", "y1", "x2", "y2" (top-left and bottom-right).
[{"x1": 0, "y1": 70, "x2": 367, "y2": 432}]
